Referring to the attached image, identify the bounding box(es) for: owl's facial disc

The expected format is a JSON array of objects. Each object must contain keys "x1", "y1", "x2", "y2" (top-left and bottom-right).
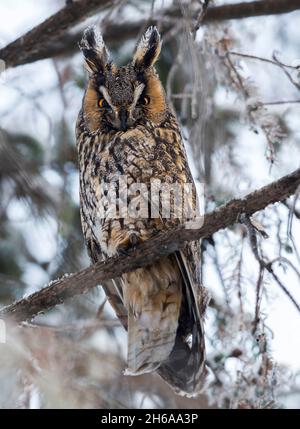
[{"x1": 81, "y1": 25, "x2": 166, "y2": 133}]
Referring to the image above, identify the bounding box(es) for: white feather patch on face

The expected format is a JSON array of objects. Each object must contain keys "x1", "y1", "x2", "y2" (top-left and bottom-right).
[
  {"x1": 126, "y1": 83, "x2": 145, "y2": 121},
  {"x1": 131, "y1": 83, "x2": 145, "y2": 109},
  {"x1": 99, "y1": 85, "x2": 114, "y2": 109}
]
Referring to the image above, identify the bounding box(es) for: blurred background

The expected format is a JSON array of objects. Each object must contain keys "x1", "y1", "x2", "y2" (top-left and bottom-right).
[{"x1": 0, "y1": 0, "x2": 300, "y2": 409}]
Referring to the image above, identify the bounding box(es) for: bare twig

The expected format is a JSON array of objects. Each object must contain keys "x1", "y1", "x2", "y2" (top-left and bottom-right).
[
  {"x1": 193, "y1": 0, "x2": 211, "y2": 37},
  {"x1": 266, "y1": 262, "x2": 300, "y2": 313},
  {"x1": 241, "y1": 214, "x2": 300, "y2": 325},
  {"x1": 228, "y1": 51, "x2": 299, "y2": 70},
  {"x1": 21, "y1": 319, "x2": 120, "y2": 333},
  {"x1": 252, "y1": 266, "x2": 264, "y2": 334},
  {"x1": 223, "y1": 51, "x2": 283, "y2": 163},
  {"x1": 272, "y1": 53, "x2": 300, "y2": 92},
  {"x1": 261, "y1": 100, "x2": 300, "y2": 106}
]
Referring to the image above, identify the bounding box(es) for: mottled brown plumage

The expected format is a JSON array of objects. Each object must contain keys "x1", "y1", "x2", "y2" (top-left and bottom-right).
[{"x1": 76, "y1": 25, "x2": 208, "y2": 395}]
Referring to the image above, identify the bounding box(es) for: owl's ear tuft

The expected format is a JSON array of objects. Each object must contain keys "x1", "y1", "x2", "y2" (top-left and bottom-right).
[
  {"x1": 133, "y1": 26, "x2": 161, "y2": 70},
  {"x1": 79, "y1": 26, "x2": 109, "y2": 74}
]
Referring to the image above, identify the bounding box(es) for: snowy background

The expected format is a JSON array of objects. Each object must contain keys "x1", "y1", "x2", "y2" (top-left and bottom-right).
[{"x1": 0, "y1": 0, "x2": 300, "y2": 409}]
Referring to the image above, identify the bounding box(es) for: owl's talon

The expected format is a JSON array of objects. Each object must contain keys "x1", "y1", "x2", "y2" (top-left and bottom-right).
[
  {"x1": 129, "y1": 232, "x2": 140, "y2": 246},
  {"x1": 116, "y1": 232, "x2": 141, "y2": 257}
]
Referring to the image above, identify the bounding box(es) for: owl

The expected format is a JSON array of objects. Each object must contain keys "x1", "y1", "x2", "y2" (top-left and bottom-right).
[{"x1": 76, "y1": 25, "x2": 208, "y2": 396}]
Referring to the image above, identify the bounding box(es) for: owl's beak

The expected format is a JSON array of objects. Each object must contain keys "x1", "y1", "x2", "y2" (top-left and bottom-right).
[{"x1": 119, "y1": 106, "x2": 128, "y2": 131}]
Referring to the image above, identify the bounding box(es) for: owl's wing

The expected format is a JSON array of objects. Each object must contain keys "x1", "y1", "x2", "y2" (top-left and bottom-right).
[{"x1": 157, "y1": 243, "x2": 210, "y2": 397}]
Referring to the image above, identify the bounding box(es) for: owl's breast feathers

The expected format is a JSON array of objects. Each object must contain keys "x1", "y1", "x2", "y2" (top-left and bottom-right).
[
  {"x1": 77, "y1": 110, "x2": 195, "y2": 255},
  {"x1": 77, "y1": 108, "x2": 208, "y2": 397}
]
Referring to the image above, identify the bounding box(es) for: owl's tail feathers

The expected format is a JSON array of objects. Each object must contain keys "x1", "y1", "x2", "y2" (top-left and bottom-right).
[
  {"x1": 123, "y1": 262, "x2": 182, "y2": 375},
  {"x1": 125, "y1": 305, "x2": 179, "y2": 375}
]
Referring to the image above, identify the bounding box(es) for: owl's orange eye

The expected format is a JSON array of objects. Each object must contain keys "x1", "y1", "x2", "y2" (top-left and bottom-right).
[
  {"x1": 142, "y1": 96, "x2": 150, "y2": 105},
  {"x1": 98, "y1": 98, "x2": 110, "y2": 109}
]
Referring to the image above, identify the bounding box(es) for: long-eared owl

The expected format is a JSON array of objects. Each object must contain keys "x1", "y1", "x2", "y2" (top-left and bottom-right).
[{"x1": 76, "y1": 25, "x2": 208, "y2": 396}]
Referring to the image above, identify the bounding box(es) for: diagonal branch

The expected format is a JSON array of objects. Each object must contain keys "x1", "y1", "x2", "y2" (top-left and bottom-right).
[
  {"x1": 1, "y1": 167, "x2": 299, "y2": 323},
  {"x1": 1, "y1": 1, "x2": 300, "y2": 69}
]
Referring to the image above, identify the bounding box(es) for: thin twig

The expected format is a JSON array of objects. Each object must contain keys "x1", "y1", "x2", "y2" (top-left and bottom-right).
[
  {"x1": 272, "y1": 53, "x2": 300, "y2": 92},
  {"x1": 261, "y1": 100, "x2": 300, "y2": 106},
  {"x1": 228, "y1": 51, "x2": 298, "y2": 70}
]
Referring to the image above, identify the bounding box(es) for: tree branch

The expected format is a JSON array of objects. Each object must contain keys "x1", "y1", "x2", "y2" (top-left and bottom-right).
[
  {"x1": 1, "y1": 1, "x2": 300, "y2": 69},
  {"x1": 1, "y1": 167, "x2": 299, "y2": 323},
  {"x1": 0, "y1": 0, "x2": 111, "y2": 68},
  {"x1": 206, "y1": 0, "x2": 300, "y2": 21}
]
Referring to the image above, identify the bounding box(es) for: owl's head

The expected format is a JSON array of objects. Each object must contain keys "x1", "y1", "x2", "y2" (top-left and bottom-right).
[{"x1": 79, "y1": 26, "x2": 167, "y2": 132}]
